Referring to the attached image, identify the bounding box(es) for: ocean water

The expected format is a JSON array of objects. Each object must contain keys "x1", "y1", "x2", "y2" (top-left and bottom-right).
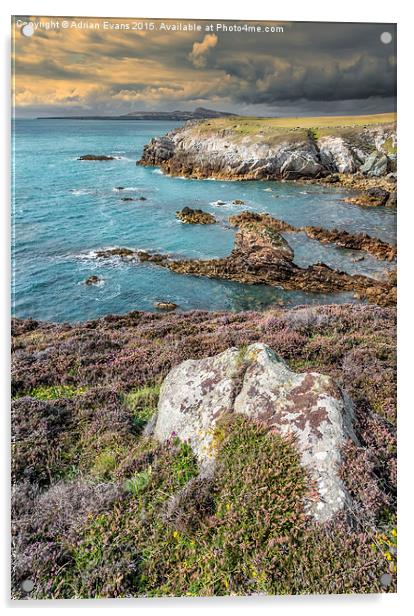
[{"x1": 12, "y1": 119, "x2": 397, "y2": 323}]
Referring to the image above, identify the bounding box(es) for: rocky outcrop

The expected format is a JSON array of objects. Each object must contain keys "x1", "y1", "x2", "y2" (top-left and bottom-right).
[
  {"x1": 78, "y1": 154, "x2": 114, "y2": 161},
  {"x1": 230, "y1": 211, "x2": 397, "y2": 261},
  {"x1": 176, "y1": 207, "x2": 216, "y2": 224},
  {"x1": 138, "y1": 119, "x2": 396, "y2": 181},
  {"x1": 152, "y1": 343, "x2": 355, "y2": 522},
  {"x1": 94, "y1": 212, "x2": 396, "y2": 306},
  {"x1": 344, "y1": 187, "x2": 392, "y2": 208},
  {"x1": 303, "y1": 226, "x2": 396, "y2": 261},
  {"x1": 84, "y1": 275, "x2": 102, "y2": 285},
  {"x1": 154, "y1": 301, "x2": 178, "y2": 311}
]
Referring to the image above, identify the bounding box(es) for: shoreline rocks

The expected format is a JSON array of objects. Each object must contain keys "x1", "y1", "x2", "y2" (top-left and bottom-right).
[
  {"x1": 92, "y1": 211, "x2": 396, "y2": 307},
  {"x1": 152, "y1": 342, "x2": 355, "y2": 522},
  {"x1": 344, "y1": 187, "x2": 391, "y2": 208},
  {"x1": 154, "y1": 301, "x2": 178, "y2": 311},
  {"x1": 176, "y1": 207, "x2": 216, "y2": 224}
]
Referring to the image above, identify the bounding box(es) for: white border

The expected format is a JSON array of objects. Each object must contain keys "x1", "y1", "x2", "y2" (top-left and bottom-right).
[{"x1": 2, "y1": 1, "x2": 412, "y2": 614}]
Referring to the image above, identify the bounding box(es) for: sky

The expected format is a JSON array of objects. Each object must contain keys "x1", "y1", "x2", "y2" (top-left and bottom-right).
[{"x1": 12, "y1": 17, "x2": 397, "y2": 118}]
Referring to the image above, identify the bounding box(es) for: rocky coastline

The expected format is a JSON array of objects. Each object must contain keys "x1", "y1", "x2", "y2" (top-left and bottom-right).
[
  {"x1": 137, "y1": 118, "x2": 396, "y2": 176},
  {"x1": 94, "y1": 211, "x2": 396, "y2": 307}
]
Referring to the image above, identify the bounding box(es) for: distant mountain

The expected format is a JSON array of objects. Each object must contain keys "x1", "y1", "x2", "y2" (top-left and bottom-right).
[
  {"x1": 38, "y1": 107, "x2": 238, "y2": 121},
  {"x1": 122, "y1": 107, "x2": 236, "y2": 119}
]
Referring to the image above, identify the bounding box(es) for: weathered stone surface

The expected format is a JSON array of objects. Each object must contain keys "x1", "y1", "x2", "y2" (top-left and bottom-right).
[
  {"x1": 153, "y1": 343, "x2": 355, "y2": 522},
  {"x1": 360, "y1": 152, "x2": 389, "y2": 177},
  {"x1": 318, "y1": 136, "x2": 362, "y2": 174}
]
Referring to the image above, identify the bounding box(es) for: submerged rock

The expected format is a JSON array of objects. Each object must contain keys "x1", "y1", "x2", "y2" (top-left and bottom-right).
[
  {"x1": 176, "y1": 207, "x2": 216, "y2": 224},
  {"x1": 121, "y1": 197, "x2": 134, "y2": 201},
  {"x1": 152, "y1": 343, "x2": 355, "y2": 522},
  {"x1": 232, "y1": 199, "x2": 245, "y2": 205},
  {"x1": 78, "y1": 154, "x2": 114, "y2": 161},
  {"x1": 84, "y1": 275, "x2": 101, "y2": 285}
]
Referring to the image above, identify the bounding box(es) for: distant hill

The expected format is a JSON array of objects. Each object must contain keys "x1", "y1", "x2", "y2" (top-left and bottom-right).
[{"x1": 38, "y1": 107, "x2": 238, "y2": 121}]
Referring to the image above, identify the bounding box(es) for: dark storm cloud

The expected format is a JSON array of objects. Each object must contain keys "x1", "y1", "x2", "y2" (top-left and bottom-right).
[{"x1": 204, "y1": 22, "x2": 396, "y2": 105}]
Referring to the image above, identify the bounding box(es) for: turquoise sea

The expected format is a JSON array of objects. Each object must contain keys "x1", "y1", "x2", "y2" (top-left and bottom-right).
[{"x1": 12, "y1": 119, "x2": 397, "y2": 322}]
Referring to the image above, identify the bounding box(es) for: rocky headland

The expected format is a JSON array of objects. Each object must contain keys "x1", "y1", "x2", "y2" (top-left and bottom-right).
[{"x1": 138, "y1": 115, "x2": 395, "y2": 182}]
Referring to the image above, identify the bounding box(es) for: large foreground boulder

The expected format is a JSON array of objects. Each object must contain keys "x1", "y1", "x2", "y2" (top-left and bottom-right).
[{"x1": 152, "y1": 343, "x2": 356, "y2": 522}]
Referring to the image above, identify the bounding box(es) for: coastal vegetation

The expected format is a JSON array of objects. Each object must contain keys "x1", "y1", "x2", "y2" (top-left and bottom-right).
[{"x1": 12, "y1": 303, "x2": 396, "y2": 597}]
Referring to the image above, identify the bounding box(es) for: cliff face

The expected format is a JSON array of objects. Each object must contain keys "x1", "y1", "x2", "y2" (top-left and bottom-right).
[{"x1": 138, "y1": 118, "x2": 397, "y2": 180}]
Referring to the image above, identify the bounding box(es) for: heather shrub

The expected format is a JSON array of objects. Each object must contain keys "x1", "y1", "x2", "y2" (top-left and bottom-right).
[
  {"x1": 340, "y1": 440, "x2": 388, "y2": 520},
  {"x1": 11, "y1": 479, "x2": 124, "y2": 599},
  {"x1": 12, "y1": 397, "x2": 74, "y2": 485},
  {"x1": 341, "y1": 346, "x2": 396, "y2": 424}
]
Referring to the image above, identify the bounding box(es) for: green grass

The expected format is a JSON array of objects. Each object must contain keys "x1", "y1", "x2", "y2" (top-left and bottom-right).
[
  {"x1": 124, "y1": 468, "x2": 152, "y2": 496},
  {"x1": 26, "y1": 384, "x2": 88, "y2": 400},
  {"x1": 199, "y1": 112, "x2": 396, "y2": 132},
  {"x1": 124, "y1": 384, "x2": 160, "y2": 433},
  {"x1": 194, "y1": 113, "x2": 396, "y2": 146}
]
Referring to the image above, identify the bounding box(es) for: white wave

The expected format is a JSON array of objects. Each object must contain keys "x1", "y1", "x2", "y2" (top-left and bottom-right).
[
  {"x1": 78, "y1": 278, "x2": 106, "y2": 288},
  {"x1": 70, "y1": 188, "x2": 96, "y2": 196},
  {"x1": 112, "y1": 186, "x2": 142, "y2": 192},
  {"x1": 152, "y1": 168, "x2": 164, "y2": 175},
  {"x1": 263, "y1": 187, "x2": 273, "y2": 192}
]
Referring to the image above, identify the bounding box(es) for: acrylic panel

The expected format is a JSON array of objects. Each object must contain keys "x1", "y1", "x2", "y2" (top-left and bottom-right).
[{"x1": 11, "y1": 16, "x2": 397, "y2": 599}]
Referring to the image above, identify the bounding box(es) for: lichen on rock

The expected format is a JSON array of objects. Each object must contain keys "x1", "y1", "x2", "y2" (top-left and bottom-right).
[{"x1": 152, "y1": 342, "x2": 356, "y2": 522}]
